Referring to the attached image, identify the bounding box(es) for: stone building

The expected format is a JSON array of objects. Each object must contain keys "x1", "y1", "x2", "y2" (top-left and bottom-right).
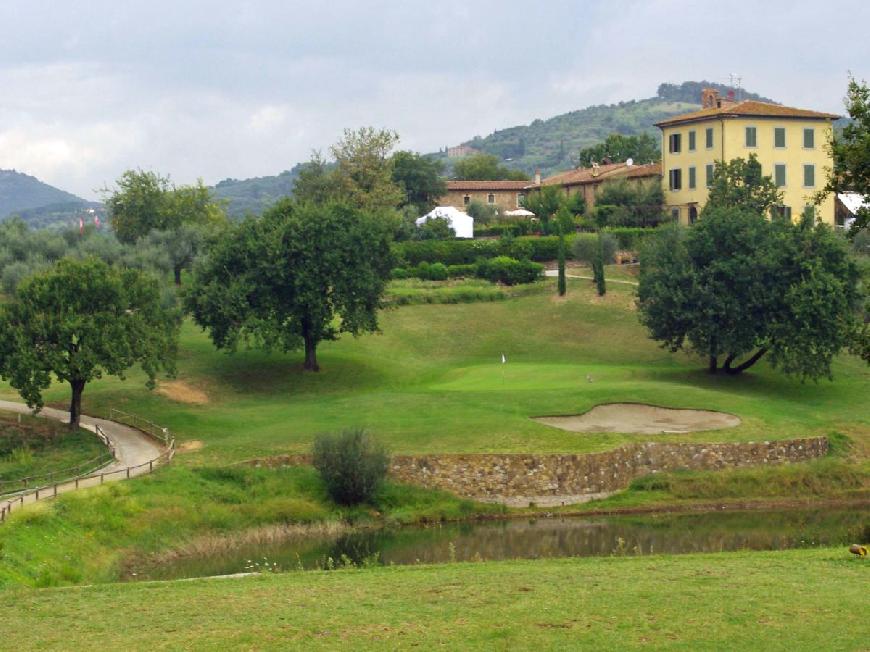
[
  {"x1": 438, "y1": 179, "x2": 538, "y2": 213},
  {"x1": 540, "y1": 161, "x2": 662, "y2": 210}
]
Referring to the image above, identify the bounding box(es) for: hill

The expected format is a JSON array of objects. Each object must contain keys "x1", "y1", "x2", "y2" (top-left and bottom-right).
[
  {"x1": 442, "y1": 80, "x2": 777, "y2": 177},
  {"x1": 0, "y1": 169, "x2": 88, "y2": 222},
  {"x1": 212, "y1": 165, "x2": 302, "y2": 218},
  {"x1": 207, "y1": 81, "x2": 777, "y2": 217}
]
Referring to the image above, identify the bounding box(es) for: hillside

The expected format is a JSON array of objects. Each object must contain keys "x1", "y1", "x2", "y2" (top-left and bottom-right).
[
  {"x1": 443, "y1": 81, "x2": 777, "y2": 177},
  {"x1": 207, "y1": 81, "x2": 777, "y2": 217},
  {"x1": 0, "y1": 169, "x2": 87, "y2": 221}
]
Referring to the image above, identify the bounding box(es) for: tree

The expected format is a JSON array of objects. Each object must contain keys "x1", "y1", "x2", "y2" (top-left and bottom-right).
[
  {"x1": 292, "y1": 152, "x2": 338, "y2": 204},
  {"x1": 391, "y1": 151, "x2": 447, "y2": 213},
  {"x1": 595, "y1": 179, "x2": 665, "y2": 227},
  {"x1": 185, "y1": 200, "x2": 393, "y2": 372},
  {"x1": 105, "y1": 170, "x2": 172, "y2": 244},
  {"x1": 452, "y1": 153, "x2": 529, "y2": 181},
  {"x1": 523, "y1": 186, "x2": 563, "y2": 234},
  {"x1": 415, "y1": 217, "x2": 455, "y2": 240},
  {"x1": 557, "y1": 224, "x2": 567, "y2": 296},
  {"x1": 576, "y1": 133, "x2": 660, "y2": 167},
  {"x1": 466, "y1": 200, "x2": 499, "y2": 225},
  {"x1": 330, "y1": 127, "x2": 404, "y2": 211},
  {"x1": 705, "y1": 155, "x2": 782, "y2": 216},
  {"x1": 0, "y1": 258, "x2": 179, "y2": 428},
  {"x1": 637, "y1": 207, "x2": 862, "y2": 379},
  {"x1": 825, "y1": 77, "x2": 870, "y2": 237},
  {"x1": 105, "y1": 171, "x2": 227, "y2": 282}
]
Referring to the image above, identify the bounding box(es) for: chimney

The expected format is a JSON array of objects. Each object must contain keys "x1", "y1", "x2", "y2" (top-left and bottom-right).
[
  {"x1": 534, "y1": 169, "x2": 541, "y2": 185},
  {"x1": 701, "y1": 88, "x2": 720, "y2": 109}
]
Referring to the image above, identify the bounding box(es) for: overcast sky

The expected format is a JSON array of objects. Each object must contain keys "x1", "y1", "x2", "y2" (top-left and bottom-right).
[{"x1": 1, "y1": 0, "x2": 867, "y2": 200}]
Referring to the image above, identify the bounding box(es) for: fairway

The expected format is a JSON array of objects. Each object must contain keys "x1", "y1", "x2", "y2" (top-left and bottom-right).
[
  {"x1": 1, "y1": 278, "x2": 866, "y2": 464},
  {"x1": 3, "y1": 549, "x2": 867, "y2": 650}
]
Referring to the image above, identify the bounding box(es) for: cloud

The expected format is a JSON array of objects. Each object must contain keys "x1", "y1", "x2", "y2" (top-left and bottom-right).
[{"x1": 0, "y1": 1, "x2": 867, "y2": 199}]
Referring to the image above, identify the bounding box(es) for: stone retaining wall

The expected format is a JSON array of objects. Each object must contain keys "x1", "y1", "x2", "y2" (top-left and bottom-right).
[{"x1": 252, "y1": 437, "x2": 827, "y2": 506}]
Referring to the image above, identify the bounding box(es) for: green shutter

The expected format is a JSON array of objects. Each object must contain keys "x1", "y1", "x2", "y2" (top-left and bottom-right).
[
  {"x1": 746, "y1": 127, "x2": 756, "y2": 147},
  {"x1": 688, "y1": 167, "x2": 696, "y2": 189},
  {"x1": 774, "y1": 164, "x2": 786, "y2": 187},
  {"x1": 803, "y1": 165, "x2": 815, "y2": 187},
  {"x1": 774, "y1": 128, "x2": 785, "y2": 148},
  {"x1": 705, "y1": 128, "x2": 713, "y2": 148},
  {"x1": 705, "y1": 164, "x2": 714, "y2": 187},
  {"x1": 803, "y1": 128, "x2": 814, "y2": 148},
  {"x1": 688, "y1": 131, "x2": 696, "y2": 151}
]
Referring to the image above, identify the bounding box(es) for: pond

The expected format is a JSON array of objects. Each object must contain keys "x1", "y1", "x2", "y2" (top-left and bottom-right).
[{"x1": 127, "y1": 506, "x2": 869, "y2": 582}]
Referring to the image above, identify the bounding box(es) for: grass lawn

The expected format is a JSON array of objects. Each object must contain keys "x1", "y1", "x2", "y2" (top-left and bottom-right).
[
  {"x1": 3, "y1": 548, "x2": 867, "y2": 650},
  {"x1": 0, "y1": 410, "x2": 107, "y2": 484},
  {"x1": 0, "y1": 276, "x2": 861, "y2": 466}
]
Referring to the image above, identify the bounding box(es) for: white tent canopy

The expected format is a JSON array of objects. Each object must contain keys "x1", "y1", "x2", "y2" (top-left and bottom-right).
[{"x1": 415, "y1": 206, "x2": 474, "y2": 239}]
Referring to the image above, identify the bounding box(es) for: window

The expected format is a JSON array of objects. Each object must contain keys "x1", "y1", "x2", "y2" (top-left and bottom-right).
[
  {"x1": 774, "y1": 164, "x2": 786, "y2": 187},
  {"x1": 774, "y1": 127, "x2": 786, "y2": 148},
  {"x1": 705, "y1": 163, "x2": 714, "y2": 187},
  {"x1": 688, "y1": 130, "x2": 696, "y2": 151},
  {"x1": 668, "y1": 168, "x2": 682, "y2": 191},
  {"x1": 463, "y1": 194, "x2": 470, "y2": 206},
  {"x1": 668, "y1": 133, "x2": 681, "y2": 154},
  {"x1": 671, "y1": 207, "x2": 680, "y2": 221},
  {"x1": 688, "y1": 206, "x2": 698, "y2": 225},
  {"x1": 516, "y1": 193, "x2": 525, "y2": 208},
  {"x1": 745, "y1": 126, "x2": 757, "y2": 147},
  {"x1": 773, "y1": 205, "x2": 792, "y2": 220},
  {"x1": 803, "y1": 128, "x2": 815, "y2": 149},
  {"x1": 705, "y1": 127, "x2": 714, "y2": 149},
  {"x1": 688, "y1": 166, "x2": 696, "y2": 189},
  {"x1": 803, "y1": 164, "x2": 815, "y2": 187},
  {"x1": 487, "y1": 193, "x2": 495, "y2": 204}
]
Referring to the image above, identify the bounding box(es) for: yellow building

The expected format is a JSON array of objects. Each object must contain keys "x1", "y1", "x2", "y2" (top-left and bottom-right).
[{"x1": 655, "y1": 89, "x2": 839, "y2": 225}]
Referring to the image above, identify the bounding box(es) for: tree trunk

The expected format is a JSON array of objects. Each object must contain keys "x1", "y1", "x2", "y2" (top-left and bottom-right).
[
  {"x1": 303, "y1": 332, "x2": 319, "y2": 372},
  {"x1": 723, "y1": 348, "x2": 768, "y2": 375},
  {"x1": 69, "y1": 379, "x2": 86, "y2": 430},
  {"x1": 708, "y1": 354, "x2": 718, "y2": 374},
  {"x1": 173, "y1": 265, "x2": 182, "y2": 286}
]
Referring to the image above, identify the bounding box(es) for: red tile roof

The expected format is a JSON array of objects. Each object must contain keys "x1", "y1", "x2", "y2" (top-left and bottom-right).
[
  {"x1": 655, "y1": 100, "x2": 839, "y2": 127},
  {"x1": 446, "y1": 180, "x2": 532, "y2": 191},
  {"x1": 542, "y1": 162, "x2": 661, "y2": 187}
]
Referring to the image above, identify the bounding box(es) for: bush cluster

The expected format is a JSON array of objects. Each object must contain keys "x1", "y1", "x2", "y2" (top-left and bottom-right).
[
  {"x1": 392, "y1": 256, "x2": 543, "y2": 285},
  {"x1": 312, "y1": 429, "x2": 389, "y2": 505}
]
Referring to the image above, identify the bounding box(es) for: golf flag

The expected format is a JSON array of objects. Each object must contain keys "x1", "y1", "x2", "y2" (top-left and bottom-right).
[{"x1": 501, "y1": 353, "x2": 506, "y2": 364}]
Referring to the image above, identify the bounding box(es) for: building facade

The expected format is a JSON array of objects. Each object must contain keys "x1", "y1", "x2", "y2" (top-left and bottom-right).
[
  {"x1": 438, "y1": 180, "x2": 535, "y2": 213},
  {"x1": 656, "y1": 90, "x2": 839, "y2": 225},
  {"x1": 541, "y1": 162, "x2": 661, "y2": 210}
]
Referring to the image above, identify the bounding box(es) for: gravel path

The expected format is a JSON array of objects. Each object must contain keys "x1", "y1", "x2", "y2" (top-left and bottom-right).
[
  {"x1": 0, "y1": 400, "x2": 166, "y2": 512},
  {"x1": 543, "y1": 269, "x2": 639, "y2": 286}
]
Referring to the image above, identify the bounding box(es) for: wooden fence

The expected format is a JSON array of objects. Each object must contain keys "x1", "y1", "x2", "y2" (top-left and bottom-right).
[{"x1": 0, "y1": 410, "x2": 175, "y2": 523}]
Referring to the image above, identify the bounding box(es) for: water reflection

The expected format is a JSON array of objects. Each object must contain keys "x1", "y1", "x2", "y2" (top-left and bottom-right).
[{"x1": 130, "y1": 507, "x2": 869, "y2": 581}]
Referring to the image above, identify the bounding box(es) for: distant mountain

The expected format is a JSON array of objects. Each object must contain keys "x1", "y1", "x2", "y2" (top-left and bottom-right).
[
  {"x1": 437, "y1": 80, "x2": 779, "y2": 178},
  {"x1": 212, "y1": 166, "x2": 302, "y2": 218},
  {"x1": 0, "y1": 169, "x2": 88, "y2": 221}
]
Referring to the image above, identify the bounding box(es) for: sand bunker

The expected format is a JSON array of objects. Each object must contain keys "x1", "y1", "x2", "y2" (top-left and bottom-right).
[{"x1": 534, "y1": 403, "x2": 740, "y2": 434}]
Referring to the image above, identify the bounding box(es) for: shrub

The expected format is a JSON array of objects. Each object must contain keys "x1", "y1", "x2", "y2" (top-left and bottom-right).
[
  {"x1": 312, "y1": 429, "x2": 389, "y2": 505},
  {"x1": 477, "y1": 256, "x2": 543, "y2": 285},
  {"x1": 447, "y1": 264, "x2": 477, "y2": 278},
  {"x1": 415, "y1": 261, "x2": 448, "y2": 280},
  {"x1": 572, "y1": 232, "x2": 617, "y2": 265},
  {"x1": 391, "y1": 267, "x2": 410, "y2": 279},
  {"x1": 607, "y1": 227, "x2": 656, "y2": 250}
]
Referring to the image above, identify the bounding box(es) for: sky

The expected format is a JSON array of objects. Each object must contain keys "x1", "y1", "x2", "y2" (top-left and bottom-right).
[{"x1": 0, "y1": 0, "x2": 868, "y2": 200}]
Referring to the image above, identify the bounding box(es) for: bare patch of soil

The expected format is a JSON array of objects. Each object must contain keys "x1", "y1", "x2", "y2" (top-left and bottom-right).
[
  {"x1": 157, "y1": 380, "x2": 209, "y2": 405},
  {"x1": 533, "y1": 403, "x2": 741, "y2": 434},
  {"x1": 177, "y1": 440, "x2": 204, "y2": 453}
]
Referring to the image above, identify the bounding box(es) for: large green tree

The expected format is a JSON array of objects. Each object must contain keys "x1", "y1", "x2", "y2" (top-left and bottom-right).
[
  {"x1": 0, "y1": 258, "x2": 179, "y2": 428},
  {"x1": 452, "y1": 153, "x2": 529, "y2": 181},
  {"x1": 185, "y1": 200, "x2": 393, "y2": 372},
  {"x1": 105, "y1": 170, "x2": 172, "y2": 244},
  {"x1": 330, "y1": 127, "x2": 404, "y2": 211},
  {"x1": 595, "y1": 179, "x2": 665, "y2": 227},
  {"x1": 637, "y1": 208, "x2": 862, "y2": 379},
  {"x1": 522, "y1": 186, "x2": 564, "y2": 234},
  {"x1": 825, "y1": 77, "x2": 870, "y2": 237},
  {"x1": 704, "y1": 154, "x2": 782, "y2": 216},
  {"x1": 576, "y1": 133, "x2": 660, "y2": 167},
  {"x1": 391, "y1": 151, "x2": 447, "y2": 213}
]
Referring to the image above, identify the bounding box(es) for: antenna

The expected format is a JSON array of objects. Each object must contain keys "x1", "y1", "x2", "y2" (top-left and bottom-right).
[{"x1": 729, "y1": 73, "x2": 743, "y2": 100}]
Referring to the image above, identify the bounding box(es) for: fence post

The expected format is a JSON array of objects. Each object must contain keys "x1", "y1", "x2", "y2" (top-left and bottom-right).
[
  {"x1": 149, "y1": 460, "x2": 153, "y2": 472},
  {"x1": 53, "y1": 484, "x2": 57, "y2": 497},
  {"x1": 100, "y1": 474, "x2": 104, "y2": 484},
  {"x1": 35, "y1": 488, "x2": 39, "y2": 500},
  {"x1": 126, "y1": 467, "x2": 130, "y2": 479},
  {"x1": 76, "y1": 477, "x2": 79, "y2": 489}
]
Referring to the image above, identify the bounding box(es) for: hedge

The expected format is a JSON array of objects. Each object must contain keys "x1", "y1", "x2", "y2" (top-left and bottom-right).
[{"x1": 392, "y1": 256, "x2": 543, "y2": 285}]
